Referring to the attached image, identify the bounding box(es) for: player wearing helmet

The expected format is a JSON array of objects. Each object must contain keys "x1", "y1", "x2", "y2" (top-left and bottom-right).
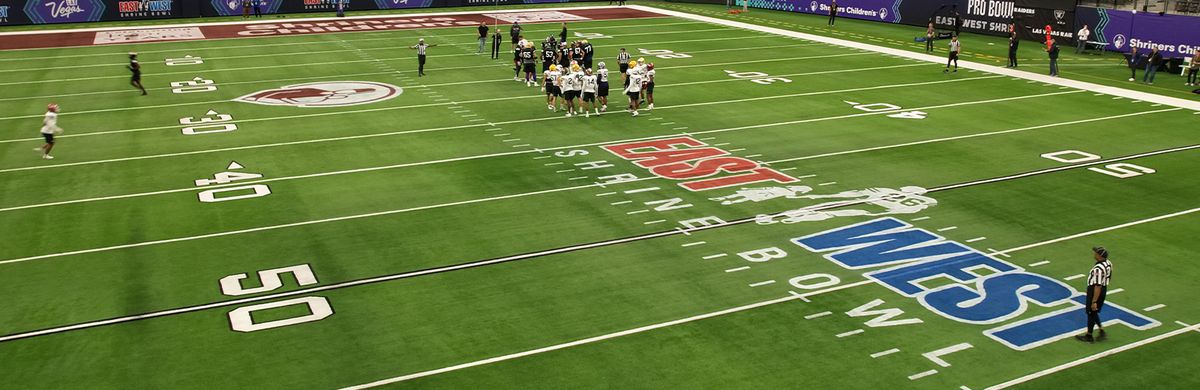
[
  {"x1": 596, "y1": 61, "x2": 610, "y2": 112},
  {"x1": 520, "y1": 41, "x2": 538, "y2": 87},
  {"x1": 624, "y1": 61, "x2": 643, "y2": 117},
  {"x1": 581, "y1": 68, "x2": 598, "y2": 117},
  {"x1": 544, "y1": 64, "x2": 562, "y2": 111},
  {"x1": 561, "y1": 64, "x2": 583, "y2": 117},
  {"x1": 36, "y1": 104, "x2": 64, "y2": 160}
]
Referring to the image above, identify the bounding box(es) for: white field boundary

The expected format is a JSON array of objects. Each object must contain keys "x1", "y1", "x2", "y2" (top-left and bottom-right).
[
  {"x1": 0, "y1": 107, "x2": 1172, "y2": 214},
  {"x1": 340, "y1": 206, "x2": 1200, "y2": 388},
  {"x1": 627, "y1": 5, "x2": 1200, "y2": 112},
  {"x1": 0, "y1": 19, "x2": 707, "y2": 62},
  {"x1": 0, "y1": 5, "x2": 636, "y2": 38}
]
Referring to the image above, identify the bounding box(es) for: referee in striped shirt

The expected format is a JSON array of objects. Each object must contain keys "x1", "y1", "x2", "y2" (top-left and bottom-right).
[
  {"x1": 411, "y1": 38, "x2": 437, "y2": 77},
  {"x1": 1076, "y1": 246, "x2": 1112, "y2": 343},
  {"x1": 617, "y1": 48, "x2": 631, "y2": 86}
]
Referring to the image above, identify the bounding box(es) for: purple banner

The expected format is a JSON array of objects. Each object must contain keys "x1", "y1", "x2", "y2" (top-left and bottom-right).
[
  {"x1": 737, "y1": 0, "x2": 901, "y2": 24},
  {"x1": 372, "y1": 0, "x2": 433, "y2": 9},
  {"x1": 1078, "y1": 7, "x2": 1200, "y2": 57},
  {"x1": 23, "y1": 0, "x2": 106, "y2": 24},
  {"x1": 208, "y1": 0, "x2": 283, "y2": 17}
]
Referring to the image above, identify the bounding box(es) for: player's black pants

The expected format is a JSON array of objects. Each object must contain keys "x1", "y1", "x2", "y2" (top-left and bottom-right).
[
  {"x1": 1085, "y1": 286, "x2": 1107, "y2": 334},
  {"x1": 925, "y1": 38, "x2": 933, "y2": 53},
  {"x1": 1187, "y1": 68, "x2": 1198, "y2": 84},
  {"x1": 828, "y1": 14, "x2": 836, "y2": 26},
  {"x1": 418, "y1": 55, "x2": 426, "y2": 75},
  {"x1": 1008, "y1": 50, "x2": 1018, "y2": 67},
  {"x1": 946, "y1": 53, "x2": 958, "y2": 69}
]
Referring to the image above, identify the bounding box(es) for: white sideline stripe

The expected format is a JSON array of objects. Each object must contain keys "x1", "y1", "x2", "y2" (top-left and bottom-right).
[
  {"x1": 0, "y1": 5, "x2": 637, "y2": 38},
  {"x1": 870, "y1": 348, "x2": 899, "y2": 358},
  {"x1": 339, "y1": 206, "x2": 1200, "y2": 388},
  {"x1": 338, "y1": 280, "x2": 875, "y2": 389},
  {"x1": 0, "y1": 19, "x2": 702, "y2": 60},
  {"x1": 803, "y1": 311, "x2": 832, "y2": 320},
  {"x1": 627, "y1": 4, "x2": 1200, "y2": 111},
  {"x1": 0, "y1": 95, "x2": 1159, "y2": 215},
  {"x1": 985, "y1": 323, "x2": 1200, "y2": 389}
]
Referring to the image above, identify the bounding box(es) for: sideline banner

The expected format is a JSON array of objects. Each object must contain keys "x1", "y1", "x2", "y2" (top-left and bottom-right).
[
  {"x1": 1077, "y1": 7, "x2": 1200, "y2": 57},
  {"x1": 0, "y1": 0, "x2": 192, "y2": 26},
  {"x1": 735, "y1": 0, "x2": 1075, "y2": 38}
]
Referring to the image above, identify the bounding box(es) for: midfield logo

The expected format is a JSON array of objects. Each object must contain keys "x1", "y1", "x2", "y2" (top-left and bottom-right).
[{"x1": 235, "y1": 81, "x2": 402, "y2": 108}]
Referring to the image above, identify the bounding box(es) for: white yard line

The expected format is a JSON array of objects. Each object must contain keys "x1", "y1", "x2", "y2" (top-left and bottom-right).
[
  {"x1": 985, "y1": 322, "x2": 1200, "y2": 389},
  {"x1": 0, "y1": 51, "x2": 914, "y2": 123},
  {"x1": 0, "y1": 76, "x2": 1005, "y2": 174},
  {"x1": 0, "y1": 94, "x2": 1160, "y2": 213},
  {"x1": 628, "y1": 4, "x2": 1200, "y2": 111},
  {"x1": 339, "y1": 206, "x2": 1200, "y2": 388}
]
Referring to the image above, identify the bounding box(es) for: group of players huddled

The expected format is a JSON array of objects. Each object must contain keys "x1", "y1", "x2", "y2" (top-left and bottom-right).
[{"x1": 512, "y1": 35, "x2": 656, "y2": 117}]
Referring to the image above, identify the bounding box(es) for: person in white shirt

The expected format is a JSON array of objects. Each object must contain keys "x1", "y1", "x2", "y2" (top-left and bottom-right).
[
  {"x1": 543, "y1": 64, "x2": 562, "y2": 111},
  {"x1": 36, "y1": 103, "x2": 63, "y2": 160},
  {"x1": 644, "y1": 63, "x2": 656, "y2": 110},
  {"x1": 624, "y1": 66, "x2": 643, "y2": 117},
  {"x1": 596, "y1": 62, "x2": 610, "y2": 112},
  {"x1": 581, "y1": 68, "x2": 598, "y2": 117},
  {"x1": 1077, "y1": 24, "x2": 1090, "y2": 53}
]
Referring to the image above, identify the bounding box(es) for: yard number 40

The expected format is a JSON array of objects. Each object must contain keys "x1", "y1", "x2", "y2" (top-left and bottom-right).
[{"x1": 220, "y1": 264, "x2": 333, "y2": 333}]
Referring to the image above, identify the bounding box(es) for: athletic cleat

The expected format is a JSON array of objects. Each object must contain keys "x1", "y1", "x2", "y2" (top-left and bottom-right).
[
  {"x1": 42, "y1": 155, "x2": 54, "y2": 160},
  {"x1": 648, "y1": 103, "x2": 654, "y2": 110},
  {"x1": 632, "y1": 110, "x2": 639, "y2": 117},
  {"x1": 565, "y1": 112, "x2": 572, "y2": 117},
  {"x1": 1074, "y1": 334, "x2": 1094, "y2": 343},
  {"x1": 1128, "y1": 78, "x2": 1136, "y2": 81},
  {"x1": 585, "y1": 112, "x2": 590, "y2": 118}
]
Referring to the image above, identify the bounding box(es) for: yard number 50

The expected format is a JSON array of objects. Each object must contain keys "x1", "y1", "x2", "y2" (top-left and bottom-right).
[{"x1": 220, "y1": 264, "x2": 333, "y2": 333}]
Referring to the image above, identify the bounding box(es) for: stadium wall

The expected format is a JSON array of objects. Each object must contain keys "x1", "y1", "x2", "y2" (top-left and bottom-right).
[
  {"x1": 0, "y1": 0, "x2": 600, "y2": 26},
  {"x1": 729, "y1": 0, "x2": 1079, "y2": 42},
  {"x1": 1076, "y1": 7, "x2": 1200, "y2": 56}
]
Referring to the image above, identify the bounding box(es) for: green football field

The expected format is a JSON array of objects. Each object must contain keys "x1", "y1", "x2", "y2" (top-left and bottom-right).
[{"x1": 1, "y1": 5, "x2": 1198, "y2": 389}]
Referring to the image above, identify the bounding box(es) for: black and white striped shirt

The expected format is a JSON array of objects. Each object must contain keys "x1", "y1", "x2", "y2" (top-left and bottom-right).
[
  {"x1": 413, "y1": 43, "x2": 430, "y2": 55},
  {"x1": 617, "y1": 51, "x2": 631, "y2": 65},
  {"x1": 1087, "y1": 260, "x2": 1112, "y2": 287}
]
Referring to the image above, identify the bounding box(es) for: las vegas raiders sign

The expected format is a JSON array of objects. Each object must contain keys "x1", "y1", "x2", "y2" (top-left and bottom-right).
[{"x1": 235, "y1": 81, "x2": 402, "y2": 108}]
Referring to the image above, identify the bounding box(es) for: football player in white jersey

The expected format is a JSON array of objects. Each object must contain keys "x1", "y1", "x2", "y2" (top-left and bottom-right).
[
  {"x1": 596, "y1": 62, "x2": 610, "y2": 112},
  {"x1": 544, "y1": 64, "x2": 562, "y2": 111},
  {"x1": 561, "y1": 65, "x2": 583, "y2": 117},
  {"x1": 36, "y1": 103, "x2": 64, "y2": 160},
  {"x1": 581, "y1": 68, "x2": 599, "y2": 117},
  {"x1": 624, "y1": 61, "x2": 643, "y2": 117}
]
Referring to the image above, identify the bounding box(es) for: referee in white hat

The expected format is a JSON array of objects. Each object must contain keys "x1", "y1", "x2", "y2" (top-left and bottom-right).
[
  {"x1": 410, "y1": 38, "x2": 437, "y2": 76},
  {"x1": 1075, "y1": 246, "x2": 1111, "y2": 343}
]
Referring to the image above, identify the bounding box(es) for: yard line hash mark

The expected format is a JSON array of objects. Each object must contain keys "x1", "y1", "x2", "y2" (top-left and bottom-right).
[
  {"x1": 702, "y1": 253, "x2": 728, "y2": 260},
  {"x1": 748, "y1": 280, "x2": 775, "y2": 287},
  {"x1": 804, "y1": 311, "x2": 832, "y2": 320},
  {"x1": 870, "y1": 348, "x2": 900, "y2": 358},
  {"x1": 836, "y1": 329, "x2": 864, "y2": 338}
]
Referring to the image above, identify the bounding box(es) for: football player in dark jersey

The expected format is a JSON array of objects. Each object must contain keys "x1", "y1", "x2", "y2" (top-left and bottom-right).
[
  {"x1": 521, "y1": 42, "x2": 538, "y2": 87},
  {"x1": 559, "y1": 42, "x2": 572, "y2": 70},
  {"x1": 542, "y1": 37, "x2": 557, "y2": 73},
  {"x1": 581, "y1": 40, "x2": 594, "y2": 69},
  {"x1": 128, "y1": 52, "x2": 147, "y2": 95},
  {"x1": 572, "y1": 42, "x2": 585, "y2": 65},
  {"x1": 513, "y1": 45, "x2": 523, "y2": 82}
]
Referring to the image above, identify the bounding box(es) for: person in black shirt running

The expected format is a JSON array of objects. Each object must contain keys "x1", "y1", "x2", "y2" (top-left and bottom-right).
[{"x1": 128, "y1": 52, "x2": 147, "y2": 95}]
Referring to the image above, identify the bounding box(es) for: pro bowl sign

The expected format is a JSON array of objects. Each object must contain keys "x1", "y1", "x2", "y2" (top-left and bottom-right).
[{"x1": 24, "y1": 0, "x2": 105, "y2": 24}]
